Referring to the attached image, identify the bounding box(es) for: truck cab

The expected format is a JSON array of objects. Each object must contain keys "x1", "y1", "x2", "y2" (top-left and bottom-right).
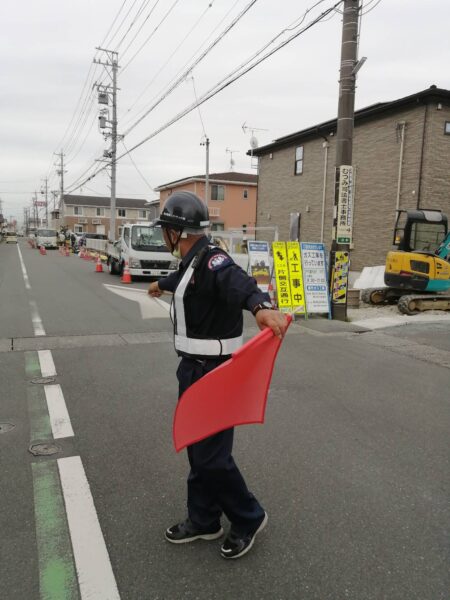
[{"x1": 108, "y1": 222, "x2": 177, "y2": 279}]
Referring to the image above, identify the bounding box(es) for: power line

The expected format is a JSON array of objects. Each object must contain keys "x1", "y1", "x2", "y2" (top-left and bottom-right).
[
  {"x1": 122, "y1": 0, "x2": 259, "y2": 136},
  {"x1": 66, "y1": 0, "x2": 343, "y2": 193},
  {"x1": 361, "y1": 0, "x2": 382, "y2": 15},
  {"x1": 121, "y1": 0, "x2": 181, "y2": 73},
  {"x1": 121, "y1": 140, "x2": 155, "y2": 191},
  {"x1": 121, "y1": 0, "x2": 219, "y2": 124},
  {"x1": 99, "y1": 0, "x2": 130, "y2": 47},
  {"x1": 116, "y1": 0, "x2": 161, "y2": 53}
]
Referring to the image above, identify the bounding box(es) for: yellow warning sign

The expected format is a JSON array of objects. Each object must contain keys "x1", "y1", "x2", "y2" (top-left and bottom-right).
[
  {"x1": 286, "y1": 242, "x2": 306, "y2": 315},
  {"x1": 272, "y1": 242, "x2": 292, "y2": 312}
]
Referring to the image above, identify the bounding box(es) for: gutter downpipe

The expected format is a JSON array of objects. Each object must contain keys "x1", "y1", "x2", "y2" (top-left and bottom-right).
[
  {"x1": 395, "y1": 122, "x2": 406, "y2": 213},
  {"x1": 417, "y1": 102, "x2": 429, "y2": 209},
  {"x1": 320, "y1": 141, "x2": 329, "y2": 243}
]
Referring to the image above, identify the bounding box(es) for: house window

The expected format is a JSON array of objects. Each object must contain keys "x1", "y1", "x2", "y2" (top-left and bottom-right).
[
  {"x1": 118, "y1": 208, "x2": 126, "y2": 217},
  {"x1": 73, "y1": 206, "x2": 83, "y2": 216},
  {"x1": 445, "y1": 121, "x2": 450, "y2": 135},
  {"x1": 74, "y1": 224, "x2": 83, "y2": 233},
  {"x1": 96, "y1": 207, "x2": 105, "y2": 217},
  {"x1": 139, "y1": 210, "x2": 147, "y2": 219},
  {"x1": 295, "y1": 146, "x2": 304, "y2": 175},
  {"x1": 211, "y1": 222, "x2": 224, "y2": 231},
  {"x1": 211, "y1": 184, "x2": 225, "y2": 201},
  {"x1": 243, "y1": 189, "x2": 248, "y2": 199}
]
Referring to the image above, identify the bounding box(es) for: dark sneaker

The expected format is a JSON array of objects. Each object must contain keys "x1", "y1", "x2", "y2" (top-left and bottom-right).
[
  {"x1": 220, "y1": 512, "x2": 268, "y2": 559},
  {"x1": 165, "y1": 518, "x2": 223, "y2": 544}
]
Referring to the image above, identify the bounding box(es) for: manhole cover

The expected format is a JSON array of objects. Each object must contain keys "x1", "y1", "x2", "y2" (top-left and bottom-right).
[
  {"x1": 0, "y1": 423, "x2": 15, "y2": 434},
  {"x1": 29, "y1": 443, "x2": 61, "y2": 456},
  {"x1": 31, "y1": 377, "x2": 56, "y2": 385}
]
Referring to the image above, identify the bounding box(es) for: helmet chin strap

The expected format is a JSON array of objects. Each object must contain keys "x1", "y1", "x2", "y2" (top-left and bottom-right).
[{"x1": 168, "y1": 229, "x2": 183, "y2": 254}]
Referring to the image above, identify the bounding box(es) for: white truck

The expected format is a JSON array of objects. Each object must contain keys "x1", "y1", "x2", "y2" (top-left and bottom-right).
[{"x1": 105, "y1": 222, "x2": 177, "y2": 280}]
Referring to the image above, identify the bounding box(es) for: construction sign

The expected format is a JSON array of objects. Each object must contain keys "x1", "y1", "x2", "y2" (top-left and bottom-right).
[
  {"x1": 248, "y1": 241, "x2": 271, "y2": 293},
  {"x1": 331, "y1": 251, "x2": 350, "y2": 304},
  {"x1": 272, "y1": 242, "x2": 292, "y2": 312},
  {"x1": 286, "y1": 242, "x2": 306, "y2": 315},
  {"x1": 300, "y1": 242, "x2": 330, "y2": 315}
]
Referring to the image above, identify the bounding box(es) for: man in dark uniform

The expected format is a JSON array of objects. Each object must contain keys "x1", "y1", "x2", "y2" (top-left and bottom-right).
[{"x1": 148, "y1": 191, "x2": 288, "y2": 559}]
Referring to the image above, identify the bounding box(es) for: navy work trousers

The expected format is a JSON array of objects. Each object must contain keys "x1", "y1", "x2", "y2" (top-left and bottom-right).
[{"x1": 176, "y1": 356, "x2": 265, "y2": 536}]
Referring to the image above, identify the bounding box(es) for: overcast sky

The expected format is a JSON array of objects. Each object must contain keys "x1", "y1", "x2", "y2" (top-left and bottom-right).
[{"x1": 1, "y1": 0, "x2": 449, "y2": 224}]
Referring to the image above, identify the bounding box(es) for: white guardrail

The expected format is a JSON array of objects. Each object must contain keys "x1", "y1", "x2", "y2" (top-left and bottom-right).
[{"x1": 84, "y1": 239, "x2": 108, "y2": 253}]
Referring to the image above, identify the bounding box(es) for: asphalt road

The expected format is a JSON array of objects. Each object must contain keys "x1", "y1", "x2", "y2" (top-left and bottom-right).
[{"x1": 1, "y1": 241, "x2": 449, "y2": 600}]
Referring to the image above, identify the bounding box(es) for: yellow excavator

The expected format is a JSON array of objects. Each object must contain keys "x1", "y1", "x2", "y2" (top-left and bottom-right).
[{"x1": 361, "y1": 209, "x2": 450, "y2": 314}]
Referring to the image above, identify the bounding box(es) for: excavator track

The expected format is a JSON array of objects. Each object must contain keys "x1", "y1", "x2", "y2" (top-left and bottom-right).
[
  {"x1": 361, "y1": 287, "x2": 403, "y2": 305},
  {"x1": 397, "y1": 294, "x2": 450, "y2": 315}
]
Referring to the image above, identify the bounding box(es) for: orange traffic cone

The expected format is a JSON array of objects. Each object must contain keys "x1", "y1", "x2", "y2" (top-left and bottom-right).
[
  {"x1": 65, "y1": 246, "x2": 70, "y2": 257},
  {"x1": 95, "y1": 256, "x2": 103, "y2": 273},
  {"x1": 268, "y1": 281, "x2": 276, "y2": 308},
  {"x1": 40, "y1": 246, "x2": 47, "y2": 255},
  {"x1": 121, "y1": 261, "x2": 132, "y2": 284}
]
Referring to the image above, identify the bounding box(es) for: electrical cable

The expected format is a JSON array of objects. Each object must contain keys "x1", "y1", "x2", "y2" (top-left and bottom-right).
[
  {"x1": 121, "y1": 0, "x2": 218, "y2": 124},
  {"x1": 122, "y1": 0, "x2": 259, "y2": 136},
  {"x1": 361, "y1": 0, "x2": 382, "y2": 15},
  {"x1": 121, "y1": 0, "x2": 181, "y2": 73},
  {"x1": 117, "y1": 0, "x2": 161, "y2": 54},
  {"x1": 99, "y1": 0, "x2": 130, "y2": 47},
  {"x1": 121, "y1": 141, "x2": 155, "y2": 191},
  {"x1": 66, "y1": 0, "x2": 343, "y2": 193}
]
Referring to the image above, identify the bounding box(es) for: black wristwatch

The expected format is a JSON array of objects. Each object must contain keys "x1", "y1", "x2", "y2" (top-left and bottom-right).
[{"x1": 252, "y1": 301, "x2": 273, "y2": 315}]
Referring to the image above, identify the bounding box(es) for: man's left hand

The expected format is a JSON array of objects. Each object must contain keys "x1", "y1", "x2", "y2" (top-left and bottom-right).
[{"x1": 255, "y1": 309, "x2": 289, "y2": 339}]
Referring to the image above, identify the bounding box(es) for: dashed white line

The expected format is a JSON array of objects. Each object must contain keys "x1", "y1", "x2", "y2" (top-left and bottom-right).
[
  {"x1": 38, "y1": 349, "x2": 57, "y2": 377},
  {"x1": 29, "y1": 300, "x2": 46, "y2": 337},
  {"x1": 17, "y1": 244, "x2": 31, "y2": 290},
  {"x1": 57, "y1": 456, "x2": 121, "y2": 600},
  {"x1": 44, "y1": 384, "x2": 74, "y2": 439}
]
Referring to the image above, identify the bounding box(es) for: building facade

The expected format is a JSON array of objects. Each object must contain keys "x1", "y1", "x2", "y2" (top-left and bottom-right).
[
  {"x1": 61, "y1": 195, "x2": 150, "y2": 239},
  {"x1": 252, "y1": 86, "x2": 450, "y2": 270},
  {"x1": 155, "y1": 172, "x2": 257, "y2": 232}
]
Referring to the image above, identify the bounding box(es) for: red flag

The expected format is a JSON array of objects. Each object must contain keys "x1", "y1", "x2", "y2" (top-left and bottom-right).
[{"x1": 173, "y1": 316, "x2": 292, "y2": 452}]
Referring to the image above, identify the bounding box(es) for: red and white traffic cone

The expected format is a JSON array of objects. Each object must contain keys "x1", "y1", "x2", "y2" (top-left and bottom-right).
[
  {"x1": 268, "y1": 281, "x2": 277, "y2": 308},
  {"x1": 40, "y1": 246, "x2": 47, "y2": 256},
  {"x1": 121, "y1": 261, "x2": 132, "y2": 284},
  {"x1": 95, "y1": 256, "x2": 103, "y2": 273}
]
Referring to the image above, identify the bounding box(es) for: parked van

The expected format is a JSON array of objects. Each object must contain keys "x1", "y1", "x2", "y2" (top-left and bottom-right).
[{"x1": 36, "y1": 228, "x2": 58, "y2": 249}]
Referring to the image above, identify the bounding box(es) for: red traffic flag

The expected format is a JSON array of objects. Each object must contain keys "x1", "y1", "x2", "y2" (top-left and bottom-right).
[{"x1": 173, "y1": 316, "x2": 292, "y2": 452}]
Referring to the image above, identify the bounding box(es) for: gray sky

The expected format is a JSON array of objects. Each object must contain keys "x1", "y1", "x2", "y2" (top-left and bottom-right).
[{"x1": 1, "y1": 0, "x2": 449, "y2": 224}]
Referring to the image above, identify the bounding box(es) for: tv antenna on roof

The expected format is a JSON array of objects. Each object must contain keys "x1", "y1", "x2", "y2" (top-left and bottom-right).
[
  {"x1": 226, "y1": 148, "x2": 239, "y2": 171},
  {"x1": 242, "y1": 123, "x2": 268, "y2": 169}
]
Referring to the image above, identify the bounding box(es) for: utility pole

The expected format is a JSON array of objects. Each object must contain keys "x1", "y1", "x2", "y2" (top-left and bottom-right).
[
  {"x1": 55, "y1": 150, "x2": 66, "y2": 212},
  {"x1": 329, "y1": 0, "x2": 361, "y2": 320},
  {"x1": 201, "y1": 136, "x2": 210, "y2": 207},
  {"x1": 94, "y1": 48, "x2": 120, "y2": 242},
  {"x1": 41, "y1": 177, "x2": 48, "y2": 226}
]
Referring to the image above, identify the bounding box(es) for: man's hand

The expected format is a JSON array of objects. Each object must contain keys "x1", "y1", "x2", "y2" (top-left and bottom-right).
[
  {"x1": 148, "y1": 281, "x2": 163, "y2": 297},
  {"x1": 255, "y1": 309, "x2": 289, "y2": 339}
]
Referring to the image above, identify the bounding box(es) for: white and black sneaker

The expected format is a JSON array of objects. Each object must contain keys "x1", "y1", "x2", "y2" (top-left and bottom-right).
[
  {"x1": 165, "y1": 518, "x2": 223, "y2": 544},
  {"x1": 220, "y1": 512, "x2": 268, "y2": 559}
]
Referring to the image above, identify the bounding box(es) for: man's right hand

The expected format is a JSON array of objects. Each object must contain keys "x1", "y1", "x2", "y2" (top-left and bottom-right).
[{"x1": 148, "y1": 281, "x2": 163, "y2": 297}]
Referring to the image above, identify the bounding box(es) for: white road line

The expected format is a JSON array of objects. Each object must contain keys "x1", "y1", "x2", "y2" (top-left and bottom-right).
[
  {"x1": 17, "y1": 244, "x2": 31, "y2": 290},
  {"x1": 29, "y1": 300, "x2": 46, "y2": 337},
  {"x1": 44, "y1": 384, "x2": 74, "y2": 439},
  {"x1": 38, "y1": 349, "x2": 57, "y2": 377},
  {"x1": 57, "y1": 456, "x2": 121, "y2": 600}
]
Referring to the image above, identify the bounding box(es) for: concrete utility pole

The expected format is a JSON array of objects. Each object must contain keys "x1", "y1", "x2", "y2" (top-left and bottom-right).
[
  {"x1": 201, "y1": 136, "x2": 210, "y2": 207},
  {"x1": 41, "y1": 178, "x2": 48, "y2": 226},
  {"x1": 94, "y1": 48, "x2": 120, "y2": 241},
  {"x1": 330, "y1": 0, "x2": 361, "y2": 321},
  {"x1": 55, "y1": 150, "x2": 66, "y2": 214}
]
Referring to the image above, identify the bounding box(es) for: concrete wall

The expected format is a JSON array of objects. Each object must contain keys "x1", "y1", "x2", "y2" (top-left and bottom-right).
[{"x1": 256, "y1": 102, "x2": 450, "y2": 270}]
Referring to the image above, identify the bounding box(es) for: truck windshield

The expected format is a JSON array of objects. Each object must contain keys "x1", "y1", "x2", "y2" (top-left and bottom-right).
[
  {"x1": 37, "y1": 229, "x2": 57, "y2": 237},
  {"x1": 131, "y1": 226, "x2": 167, "y2": 251}
]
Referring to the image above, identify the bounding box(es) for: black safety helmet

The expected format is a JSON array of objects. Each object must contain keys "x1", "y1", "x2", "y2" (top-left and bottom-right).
[{"x1": 155, "y1": 191, "x2": 210, "y2": 231}]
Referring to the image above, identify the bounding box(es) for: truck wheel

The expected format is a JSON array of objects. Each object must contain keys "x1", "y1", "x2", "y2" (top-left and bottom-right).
[{"x1": 108, "y1": 259, "x2": 118, "y2": 275}]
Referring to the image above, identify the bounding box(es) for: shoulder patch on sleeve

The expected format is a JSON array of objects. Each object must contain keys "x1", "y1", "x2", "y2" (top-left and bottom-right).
[{"x1": 207, "y1": 253, "x2": 233, "y2": 271}]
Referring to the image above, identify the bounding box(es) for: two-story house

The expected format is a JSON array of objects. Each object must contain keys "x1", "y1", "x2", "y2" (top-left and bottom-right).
[
  {"x1": 155, "y1": 172, "x2": 257, "y2": 232},
  {"x1": 61, "y1": 195, "x2": 150, "y2": 239}
]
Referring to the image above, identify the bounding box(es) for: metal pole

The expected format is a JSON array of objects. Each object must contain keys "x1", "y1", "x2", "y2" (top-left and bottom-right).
[
  {"x1": 110, "y1": 55, "x2": 118, "y2": 242},
  {"x1": 330, "y1": 0, "x2": 360, "y2": 321},
  {"x1": 44, "y1": 178, "x2": 48, "y2": 226},
  {"x1": 320, "y1": 141, "x2": 329, "y2": 243},
  {"x1": 205, "y1": 137, "x2": 210, "y2": 208},
  {"x1": 395, "y1": 122, "x2": 406, "y2": 213}
]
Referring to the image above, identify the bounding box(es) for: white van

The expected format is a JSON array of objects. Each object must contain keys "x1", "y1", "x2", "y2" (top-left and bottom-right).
[
  {"x1": 36, "y1": 228, "x2": 59, "y2": 249},
  {"x1": 5, "y1": 231, "x2": 18, "y2": 244}
]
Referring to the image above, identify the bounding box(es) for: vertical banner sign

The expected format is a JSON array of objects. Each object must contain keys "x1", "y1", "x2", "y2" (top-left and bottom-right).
[
  {"x1": 300, "y1": 242, "x2": 330, "y2": 315},
  {"x1": 336, "y1": 165, "x2": 354, "y2": 244},
  {"x1": 248, "y1": 241, "x2": 271, "y2": 293},
  {"x1": 272, "y1": 242, "x2": 292, "y2": 312},
  {"x1": 286, "y1": 242, "x2": 306, "y2": 315},
  {"x1": 331, "y1": 251, "x2": 349, "y2": 304}
]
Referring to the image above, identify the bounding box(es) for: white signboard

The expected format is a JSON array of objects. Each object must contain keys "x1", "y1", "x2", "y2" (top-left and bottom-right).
[
  {"x1": 336, "y1": 165, "x2": 354, "y2": 244},
  {"x1": 248, "y1": 241, "x2": 271, "y2": 293},
  {"x1": 300, "y1": 242, "x2": 330, "y2": 315}
]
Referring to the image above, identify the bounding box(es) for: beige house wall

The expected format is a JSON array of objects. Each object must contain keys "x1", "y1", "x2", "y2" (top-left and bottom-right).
[
  {"x1": 63, "y1": 205, "x2": 149, "y2": 239},
  {"x1": 257, "y1": 102, "x2": 450, "y2": 270}
]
